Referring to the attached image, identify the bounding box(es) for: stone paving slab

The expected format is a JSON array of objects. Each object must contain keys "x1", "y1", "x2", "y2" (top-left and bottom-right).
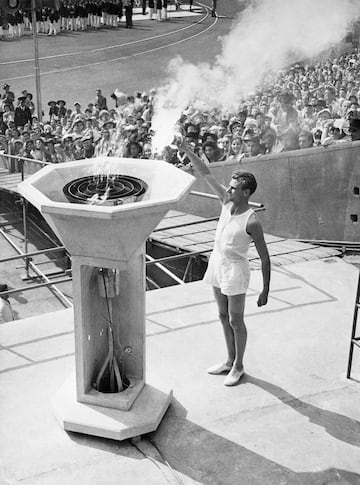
[{"x1": 1, "y1": 258, "x2": 360, "y2": 484}]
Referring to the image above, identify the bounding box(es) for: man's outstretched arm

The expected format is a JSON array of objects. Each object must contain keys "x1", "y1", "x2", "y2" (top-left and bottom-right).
[
  {"x1": 179, "y1": 140, "x2": 228, "y2": 204},
  {"x1": 247, "y1": 215, "x2": 271, "y2": 307}
]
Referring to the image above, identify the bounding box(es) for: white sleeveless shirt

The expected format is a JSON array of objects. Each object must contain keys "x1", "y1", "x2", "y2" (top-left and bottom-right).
[{"x1": 214, "y1": 203, "x2": 254, "y2": 261}]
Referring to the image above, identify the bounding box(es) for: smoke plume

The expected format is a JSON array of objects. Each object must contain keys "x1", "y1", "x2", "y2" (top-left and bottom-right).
[{"x1": 151, "y1": 0, "x2": 359, "y2": 151}]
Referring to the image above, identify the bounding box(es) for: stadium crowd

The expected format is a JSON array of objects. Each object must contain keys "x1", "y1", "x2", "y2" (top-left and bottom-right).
[{"x1": 1, "y1": 50, "x2": 360, "y2": 167}]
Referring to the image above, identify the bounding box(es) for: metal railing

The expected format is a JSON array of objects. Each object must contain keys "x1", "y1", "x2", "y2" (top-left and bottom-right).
[
  {"x1": 0, "y1": 158, "x2": 266, "y2": 297},
  {"x1": 0, "y1": 152, "x2": 50, "y2": 181}
]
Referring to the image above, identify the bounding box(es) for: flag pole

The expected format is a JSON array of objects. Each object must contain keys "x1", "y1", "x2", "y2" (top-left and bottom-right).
[{"x1": 31, "y1": 0, "x2": 42, "y2": 122}]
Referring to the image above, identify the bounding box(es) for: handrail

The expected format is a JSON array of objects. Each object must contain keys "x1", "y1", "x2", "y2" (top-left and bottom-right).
[
  {"x1": 0, "y1": 277, "x2": 72, "y2": 297},
  {"x1": 2, "y1": 153, "x2": 51, "y2": 166},
  {"x1": 190, "y1": 190, "x2": 265, "y2": 209},
  {"x1": 145, "y1": 249, "x2": 210, "y2": 266},
  {"x1": 0, "y1": 245, "x2": 65, "y2": 264},
  {"x1": 153, "y1": 216, "x2": 220, "y2": 233}
]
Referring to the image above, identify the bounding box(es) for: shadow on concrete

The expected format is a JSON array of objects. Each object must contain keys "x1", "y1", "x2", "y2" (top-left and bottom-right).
[
  {"x1": 66, "y1": 398, "x2": 360, "y2": 484},
  {"x1": 275, "y1": 265, "x2": 339, "y2": 302},
  {"x1": 248, "y1": 375, "x2": 360, "y2": 448},
  {"x1": 150, "y1": 402, "x2": 360, "y2": 485}
]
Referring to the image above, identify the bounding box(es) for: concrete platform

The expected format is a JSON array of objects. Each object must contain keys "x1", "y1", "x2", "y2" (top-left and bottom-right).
[
  {"x1": 1, "y1": 257, "x2": 360, "y2": 484},
  {"x1": 53, "y1": 374, "x2": 172, "y2": 442}
]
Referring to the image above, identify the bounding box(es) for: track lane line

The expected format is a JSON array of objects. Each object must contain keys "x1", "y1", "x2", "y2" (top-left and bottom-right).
[
  {"x1": 0, "y1": 10, "x2": 217, "y2": 82},
  {"x1": 0, "y1": 6, "x2": 208, "y2": 66}
]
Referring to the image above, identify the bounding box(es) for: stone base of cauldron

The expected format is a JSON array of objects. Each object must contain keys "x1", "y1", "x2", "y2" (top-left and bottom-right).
[{"x1": 52, "y1": 373, "x2": 173, "y2": 441}]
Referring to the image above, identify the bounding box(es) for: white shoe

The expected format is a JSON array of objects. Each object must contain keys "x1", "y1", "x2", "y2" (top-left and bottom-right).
[
  {"x1": 224, "y1": 367, "x2": 244, "y2": 386},
  {"x1": 207, "y1": 362, "x2": 232, "y2": 375}
]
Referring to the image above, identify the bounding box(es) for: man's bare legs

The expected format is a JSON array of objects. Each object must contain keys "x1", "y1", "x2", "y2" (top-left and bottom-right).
[
  {"x1": 228, "y1": 293, "x2": 247, "y2": 372},
  {"x1": 213, "y1": 287, "x2": 234, "y2": 367},
  {"x1": 213, "y1": 287, "x2": 247, "y2": 371}
]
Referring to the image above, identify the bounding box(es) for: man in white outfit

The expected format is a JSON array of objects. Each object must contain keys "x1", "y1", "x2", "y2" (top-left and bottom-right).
[{"x1": 180, "y1": 140, "x2": 271, "y2": 386}]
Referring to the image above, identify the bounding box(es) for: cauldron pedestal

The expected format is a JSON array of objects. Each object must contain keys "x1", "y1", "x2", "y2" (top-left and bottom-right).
[{"x1": 18, "y1": 157, "x2": 194, "y2": 441}]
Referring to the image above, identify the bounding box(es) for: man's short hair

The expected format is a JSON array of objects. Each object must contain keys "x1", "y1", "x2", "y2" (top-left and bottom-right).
[
  {"x1": 298, "y1": 130, "x2": 313, "y2": 142},
  {"x1": 231, "y1": 171, "x2": 257, "y2": 195},
  {"x1": 202, "y1": 141, "x2": 218, "y2": 151}
]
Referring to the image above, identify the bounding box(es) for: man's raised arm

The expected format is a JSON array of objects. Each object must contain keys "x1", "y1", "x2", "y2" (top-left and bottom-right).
[{"x1": 179, "y1": 140, "x2": 227, "y2": 204}]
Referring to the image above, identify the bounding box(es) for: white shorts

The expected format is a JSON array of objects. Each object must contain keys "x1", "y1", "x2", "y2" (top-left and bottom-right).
[{"x1": 203, "y1": 251, "x2": 250, "y2": 296}]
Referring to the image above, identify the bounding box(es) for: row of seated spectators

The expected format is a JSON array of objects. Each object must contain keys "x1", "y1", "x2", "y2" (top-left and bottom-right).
[{"x1": 1, "y1": 50, "x2": 360, "y2": 167}]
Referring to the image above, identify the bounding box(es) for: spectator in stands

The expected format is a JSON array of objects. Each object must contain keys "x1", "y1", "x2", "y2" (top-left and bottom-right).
[
  {"x1": 1, "y1": 84, "x2": 15, "y2": 111},
  {"x1": 273, "y1": 91, "x2": 298, "y2": 135},
  {"x1": 226, "y1": 137, "x2": 245, "y2": 163},
  {"x1": 48, "y1": 100, "x2": 59, "y2": 121},
  {"x1": 125, "y1": 140, "x2": 142, "y2": 158},
  {"x1": 31, "y1": 138, "x2": 50, "y2": 162},
  {"x1": 202, "y1": 141, "x2": 221, "y2": 163},
  {"x1": 94, "y1": 89, "x2": 108, "y2": 111},
  {"x1": 14, "y1": 97, "x2": 32, "y2": 128},
  {"x1": 297, "y1": 129, "x2": 314, "y2": 149},
  {"x1": 241, "y1": 128, "x2": 261, "y2": 157},
  {"x1": 276, "y1": 127, "x2": 299, "y2": 152},
  {"x1": 349, "y1": 118, "x2": 360, "y2": 141}
]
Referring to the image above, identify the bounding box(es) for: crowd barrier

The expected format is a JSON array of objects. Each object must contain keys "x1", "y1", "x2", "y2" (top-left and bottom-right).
[
  {"x1": 1, "y1": 143, "x2": 360, "y2": 242},
  {"x1": 179, "y1": 141, "x2": 360, "y2": 243}
]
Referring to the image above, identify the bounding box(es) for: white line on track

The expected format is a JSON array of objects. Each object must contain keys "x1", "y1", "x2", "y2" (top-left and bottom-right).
[
  {"x1": 0, "y1": 6, "x2": 208, "y2": 65},
  {"x1": 0, "y1": 5, "x2": 217, "y2": 82}
]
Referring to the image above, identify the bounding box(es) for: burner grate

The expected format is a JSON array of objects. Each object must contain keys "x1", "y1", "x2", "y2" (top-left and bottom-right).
[{"x1": 63, "y1": 174, "x2": 148, "y2": 205}]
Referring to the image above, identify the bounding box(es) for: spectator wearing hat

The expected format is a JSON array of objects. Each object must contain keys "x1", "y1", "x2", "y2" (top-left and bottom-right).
[
  {"x1": 2, "y1": 85, "x2": 15, "y2": 111},
  {"x1": 242, "y1": 129, "x2": 262, "y2": 157},
  {"x1": 315, "y1": 108, "x2": 332, "y2": 129},
  {"x1": 56, "y1": 100, "x2": 66, "y2": 118},
  {"x1": 48, "y1": 101, "x2": 59, "y2": 122},
  {"x1": 45, "y1": 125, "x2": 57, "y2": 143},
  {"x1": 82, "y1": 135, "x2": 95, "y2": 158},
  {"x1": 228, "y1": 119, "x2": 242, "y2": 138},
  {"x1": 99, "y1": 109, "x2": 110, "y2": 126},
  {"x1": 14, "y1": 97, "x2": 32, "y2": 128},
  {"x1": 24, "y1": 93, "x2": 35, "y2": 116},
  {"x1": 70, "y1": 102, "x2": 83, "y2": 121},
  {"x1": 71, "y1": 117, "x2": 85, "y2": 138}
]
